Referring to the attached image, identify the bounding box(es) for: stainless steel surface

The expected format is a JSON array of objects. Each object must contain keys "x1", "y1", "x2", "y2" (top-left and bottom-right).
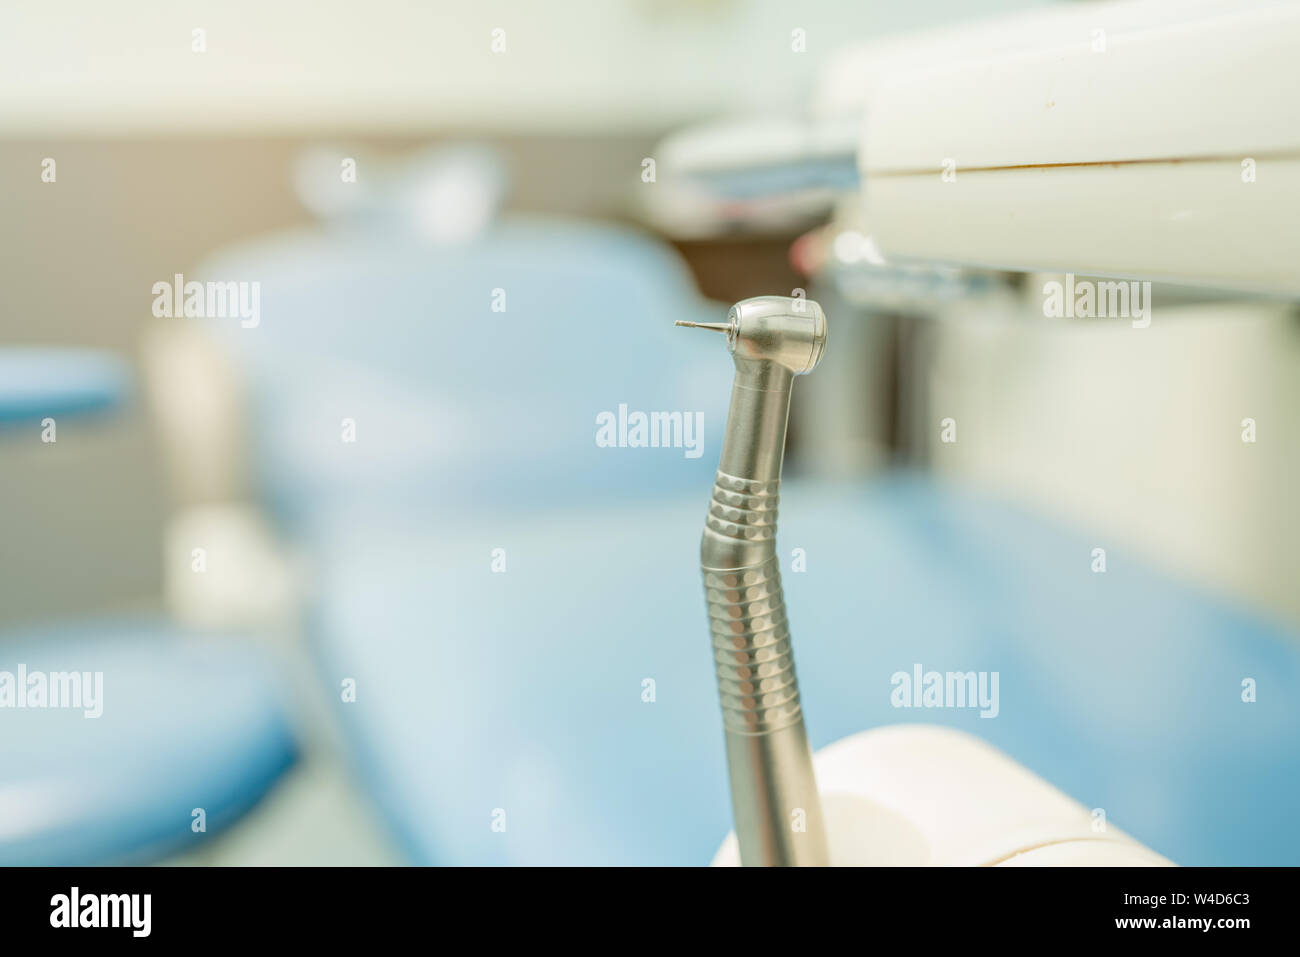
[{"x1": 678, "y1": 295, "x2": 830, "y2": 866}]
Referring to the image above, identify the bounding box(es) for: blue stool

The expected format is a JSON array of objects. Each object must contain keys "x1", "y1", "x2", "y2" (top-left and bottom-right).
[
  {"x1": 0, "y1": 347, "x2": 298, "y2": 864},
  {"x1": 0, "y1": 348, "x2": 129, "y2": 424},
  {"x1": 0, "y1": 621, "x2": 297, "y2": 864},
  {"x1": 308, "y1": 476, "x2": 1300, "y2": 865}
]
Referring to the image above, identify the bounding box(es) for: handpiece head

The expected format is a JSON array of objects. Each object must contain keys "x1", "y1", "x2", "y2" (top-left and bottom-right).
[{"x1": 676, "y1": 295, "x2": 826, "y2": 376}]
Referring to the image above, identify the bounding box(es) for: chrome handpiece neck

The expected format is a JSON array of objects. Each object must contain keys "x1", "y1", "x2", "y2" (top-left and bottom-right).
[{"x1": 679, "y1": 294, "x2": 830, "y2": 867}]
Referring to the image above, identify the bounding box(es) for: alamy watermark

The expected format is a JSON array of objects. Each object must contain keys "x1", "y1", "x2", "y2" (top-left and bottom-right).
[
  {"x1": 1043, "y1": 273, "x2": 1151, "y2": 328},
  {"x1": 890, "y1": 663, "x2": 999, "y2": 718},
  {"x1": 0, "y1": 665, "x2": 103, "y2": 718},
  {"x1": 152, "y1": 273, "x2": 260, "y2": 328},
  {"x1": 50, "y1": 887, "x2": 150, "y2": 937},
  {"x1": 595, "y1": 403, "x2": 704, "y2": 459}
]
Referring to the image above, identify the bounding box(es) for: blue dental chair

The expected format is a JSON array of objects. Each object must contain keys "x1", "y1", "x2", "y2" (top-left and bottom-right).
[
  {"x1": 196, "y1": 162, "x2": 1300, "y2": 866},
  {"x1": 0, "y1": 348, "x2": 298, "y2": 865},
  {"x1": 305, "y1": 477, "x2": 1300, "y2": 866}
]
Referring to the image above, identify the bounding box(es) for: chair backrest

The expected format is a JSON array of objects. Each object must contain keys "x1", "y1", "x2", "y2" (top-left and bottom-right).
[{"x1": 198, "y1": 214, "x2": 730, "y2": 532}]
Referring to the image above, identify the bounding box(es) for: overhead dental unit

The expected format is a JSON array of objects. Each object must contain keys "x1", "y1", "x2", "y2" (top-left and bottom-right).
[{"x1": 858, "y1": 0, "x2": 1300, "y2": 293}]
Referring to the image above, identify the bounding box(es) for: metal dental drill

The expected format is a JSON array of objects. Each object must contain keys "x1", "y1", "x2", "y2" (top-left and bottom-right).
[{"x1": 677, "y1": 296, "x2": 830, "y2": 867}]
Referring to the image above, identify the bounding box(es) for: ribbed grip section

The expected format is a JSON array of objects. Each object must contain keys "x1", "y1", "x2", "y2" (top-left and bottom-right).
[
  {"x1": 703, "y1": 553, "x2": 803, "y2": 734},
  {"x1": 706, "y1": 470, "x2": 779, "y2": 543}
]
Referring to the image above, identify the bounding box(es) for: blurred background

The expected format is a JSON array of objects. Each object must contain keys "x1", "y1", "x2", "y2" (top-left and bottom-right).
[{"x1": 1, "y1": 0, "x2": 1297, "y2": 867}]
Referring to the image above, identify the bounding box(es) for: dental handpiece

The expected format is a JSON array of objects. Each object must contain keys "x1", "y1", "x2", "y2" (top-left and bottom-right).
[{"x1": 677, "y1": 296, "x2": 830, "y2": 866}]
